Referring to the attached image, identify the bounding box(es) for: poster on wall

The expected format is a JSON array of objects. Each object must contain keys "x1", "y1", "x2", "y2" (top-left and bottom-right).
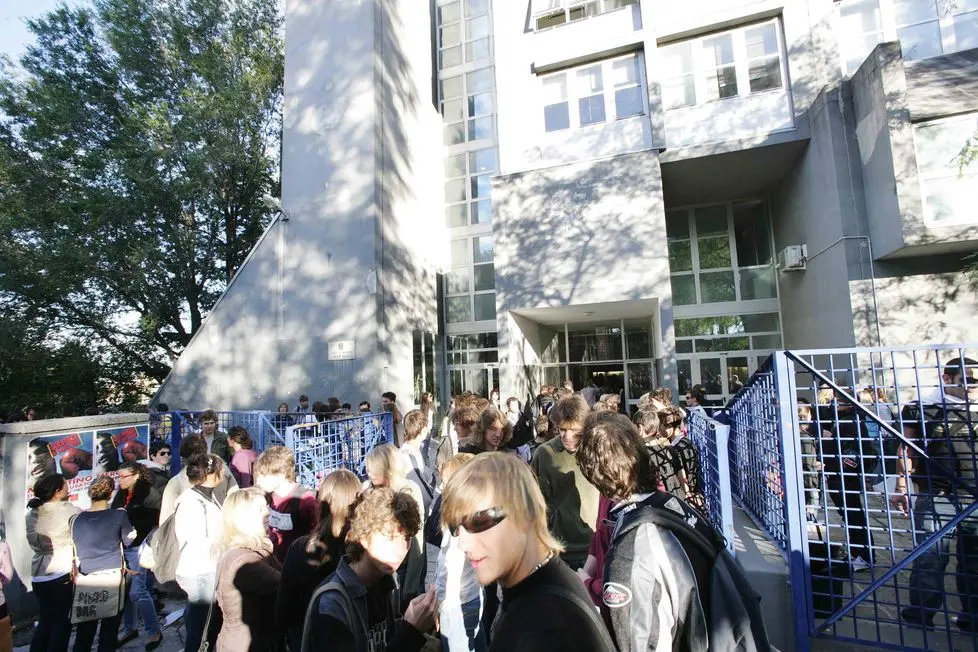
[
  {"x1": 92, "y1": 425, "x2": 151, "y2": 475},
  {"x1": 25, "y1": 432, "x2": 95, "y2": 509}
]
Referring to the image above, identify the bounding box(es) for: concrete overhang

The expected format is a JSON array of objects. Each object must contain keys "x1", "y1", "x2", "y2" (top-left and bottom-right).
[
  {"x1": 660, "y1": 132, "x2": 810, "y2": 206},
  {"x1": 511, "y1": 298, "x2": 659, "y2": 326}
]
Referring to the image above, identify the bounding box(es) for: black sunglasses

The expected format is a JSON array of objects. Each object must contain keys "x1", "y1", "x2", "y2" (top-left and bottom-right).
[
  {"x1": 158, "y1": 451, "x2": 171, "y2": 457},
  {"x1": 449, "y1": 507, "x2": 506, "y2": 537}
]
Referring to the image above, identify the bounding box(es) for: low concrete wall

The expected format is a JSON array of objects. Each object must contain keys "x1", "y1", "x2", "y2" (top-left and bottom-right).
[
  {"x1": 0, "y1": 413, "x2": 148, "y2": 622},
  {"x1": 732, "y1": 505, "x2": 796, "y2": 651}
]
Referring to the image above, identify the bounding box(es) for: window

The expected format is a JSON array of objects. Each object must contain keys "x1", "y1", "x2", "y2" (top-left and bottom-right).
[
  {"x1": 444, "y1": 148, "x2": 497, "y2": 227},
  {"x1": 838, "y1": 0, "x2": 884, "y2": 74},
  {"x1": 674, "y1": 313, "x2": 782, "y2": 353},
  {"x1": 437, "y1": 0, "x2": 492, "y2": 69},
  {"x1": 543, "y1": 76, "x2": 571, "y2": 132},
  {"x1": 660, "y1": 19, "x2": 784, "y2": 110},
  {"x1": 540, "y1": 53, "x2": 646, "y2": 133},
  {"x1": 745, "y1": 23, "x2": 782, "y2": 93},
  {"x1": 412, "y1": 331, "x2": 437, "y2": 404},
  {"x1": 576, "y1": 66, "x2": 606, "y2": 126},
  {"x1": 702, "y1": 34, "x2": 738, "y2": 101},
  {"x1": 441, "y1": 68, "x2": 495, "y2": 145},
  {"x1": 447, "y1": 332, "x2": 499, "y2": 364},
  {"x1": 839, "y1": 0, "x2": 978, "y2": 71},
  {"x1": 667, "y1": 202, "x2": 778, "y2": 306},
  {"x1": 531, "y1": 0, "x2": 637, "y2": 31},
  {"x1": 914, "y1": 113, "x2": 978, "y2": 225},
  {"x1": 446, "y1": 236, "x2": 496, "y2": 323}
]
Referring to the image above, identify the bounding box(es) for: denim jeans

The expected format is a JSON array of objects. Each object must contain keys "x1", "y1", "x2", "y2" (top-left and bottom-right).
[
  {"x1": 906, "y1": 494, "x2": 978, "y2": 624},
  {"x1": 440, "y1": 595, "x2": 486, "y2": 652},
  {"x1": 122, "y1": 547, "x2": 161, "y2": 637},
  {"x1": 177, "y1": 574, "x2": 218, "y2": 652},
  {"x1": 30, "y1": 574, "x2": 73, "y2": 652}
]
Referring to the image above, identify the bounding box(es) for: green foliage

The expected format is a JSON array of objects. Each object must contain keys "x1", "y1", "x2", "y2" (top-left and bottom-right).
[{"x1": 0, "y1": 0, "x2": 283, "y2": 394}]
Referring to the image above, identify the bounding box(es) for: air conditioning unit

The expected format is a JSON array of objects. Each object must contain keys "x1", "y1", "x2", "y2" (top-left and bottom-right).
[{"x1": 777, "y1": 245, "x2": 808, "y2": 272}]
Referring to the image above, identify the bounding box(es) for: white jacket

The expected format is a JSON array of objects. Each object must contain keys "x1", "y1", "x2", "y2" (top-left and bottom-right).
[{"x1": 173, "y1": 487, "x2": 223, "y2": 581}]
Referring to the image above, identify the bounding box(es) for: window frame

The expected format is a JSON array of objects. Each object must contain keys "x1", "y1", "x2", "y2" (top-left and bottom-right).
[
  {"x1": 836, "y1": 0, "x2": 978, "y2": 74},
  {"x1": 659, "y1": 17, "x2": 787, "y2": 110},
  {"x1": 912, "y1": 112, "x2": 978, "y2": 226},
  {"x1": 531, "y1": 0, "x2": 638, "y2": 31},
  {"x1": 445, "y1": 235, "x2": 497, "y2": 324},
  {"x1": 667, "y1": 201, "x2": 779, "y2": 308},
  {"x1": 539, "y1": 52, "x2": 648, "y2": 133}
]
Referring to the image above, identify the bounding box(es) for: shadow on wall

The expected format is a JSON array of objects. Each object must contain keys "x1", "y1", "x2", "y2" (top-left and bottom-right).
[{"x1": 157, "y1": 0, "x2": 438, "y2": 410}]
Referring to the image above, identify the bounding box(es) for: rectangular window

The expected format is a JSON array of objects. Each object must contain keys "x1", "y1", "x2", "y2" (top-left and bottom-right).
[
  {"x1": 576, "y1": 66, "x2": 606, "y2": 126},
  {"x1": 540, "y1": 53, "x2": 646, "y2": 133},
  {"x1": 744, "y1": 23, "x2": 782, "y2": 93},
  {"x1": 702, "y1": 34, "x2": 738, "y2": 101},
  {"x1": 532, "y1": 0, "x2": 637, "y2": 31},
  {"x1": 667, "y1": 202, "x2": 779, "y2": 305},
  {"x1": 612, "y1": 56, "x2": 644, "y2": 118},
  {"x1": 661, "y1": 18, "x2": 785, "y2": 109},
  {"x1": 543, "y1": 75, "x2": 571, "y2": 132},
  {"x1": 839, "y1": 0, "x2": 883, "y2": 74},
  {"x1": 914, "y1": 112, "x2": 978, "y2": 225},
  {"x1": 893, "y1": 0, "x2": 942, "y2": 60},
  {"x1": 661, "y1": 42, "x2": 696, "y2": 109}
]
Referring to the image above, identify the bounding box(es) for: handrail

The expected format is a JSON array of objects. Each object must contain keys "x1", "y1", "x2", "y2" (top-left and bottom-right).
[{"x1": 785, "y1": 351, "x2": 978, "y2": 500}]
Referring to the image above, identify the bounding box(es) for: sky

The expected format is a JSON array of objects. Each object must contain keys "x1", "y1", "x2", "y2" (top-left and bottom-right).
[{"x1": 0, "y1": 0, "x2": 78, "y2": 64}]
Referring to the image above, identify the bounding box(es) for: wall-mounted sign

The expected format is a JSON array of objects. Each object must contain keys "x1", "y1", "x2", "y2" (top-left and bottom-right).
[{"x1": 328, "y1": 340, "x2": 356, "y2": 361}]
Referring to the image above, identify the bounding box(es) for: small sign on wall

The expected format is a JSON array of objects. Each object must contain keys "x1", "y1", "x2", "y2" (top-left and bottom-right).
[{"x1": 328, "y1": 340, "x2": 356, "y2": 361}]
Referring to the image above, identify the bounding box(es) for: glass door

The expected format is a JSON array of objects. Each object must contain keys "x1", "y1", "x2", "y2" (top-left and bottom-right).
[
  {"x1": 448, "y1": 364, "x2": 499, "y2": 400},
  {"x1": 681, "y1": 354, "x2": 751, "y2": 405}
]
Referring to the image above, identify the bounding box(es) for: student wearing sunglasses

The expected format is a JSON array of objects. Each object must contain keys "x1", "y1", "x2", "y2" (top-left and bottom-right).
[{"x1": 442, "y1": 453, "x2": 615, "y2": 652}]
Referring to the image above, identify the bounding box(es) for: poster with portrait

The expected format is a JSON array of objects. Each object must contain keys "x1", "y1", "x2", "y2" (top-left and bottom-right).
[
  {"x1": 25, "y1": 431, "x2": 95, "y2": 509},
  {"x1": 92, "y1": 425, "x2": 151, "y2": 476}
]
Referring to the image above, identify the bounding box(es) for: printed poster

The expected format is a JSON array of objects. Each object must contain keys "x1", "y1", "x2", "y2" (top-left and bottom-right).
[
  {"x1": 92, "y1": 425, "x2": 150, "y2": 475},
  {"x1": 25, "y1": 424, "x2": 150, "y2": 509},
  {"x1": 26, "y1": 431, "x2": 95, "y2": 509}
]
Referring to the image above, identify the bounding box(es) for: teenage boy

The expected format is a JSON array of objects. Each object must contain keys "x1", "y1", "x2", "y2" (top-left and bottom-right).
[
  {"x1": 576, "y1": 412, "x2": 709, "y2": 651},
  {"x1": 401, "y1": 410, "x2": 435, "y2": 514},
  {"x1": 198, "y1": 409, "x2": 230, "y2": 463},
  {"x1": 302, "y1": 487, "x2": 438, "y2": 652},
  {"x1": 382, "y1": 392, "x2": 404, "y2": 445},
  {"x1": 442, "y1": 453, "x2": 615, "y2": 652},
  {"x1": 254, "y1": 446, "x2": 318, "y2": 561},
  {"x1": 530, "y1": 395, "x2": 599, "y2": 570}
]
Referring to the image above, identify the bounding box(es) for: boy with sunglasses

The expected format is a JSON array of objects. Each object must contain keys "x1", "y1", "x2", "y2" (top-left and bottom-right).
[
  {"x1": 442, "y1": 453, "x2": 615, "y2": 652},
  {"x1": 302, "y1": 487, "x2": 438, "y2": 652}
]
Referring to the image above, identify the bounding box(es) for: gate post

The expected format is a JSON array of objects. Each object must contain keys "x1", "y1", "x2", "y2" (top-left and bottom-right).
[
  {"x1": 773, "y1": 351, "x2": 812, "y2": 652},
  {"x1": 170, "y1": 412, "x2": 183, "y2": 475}
]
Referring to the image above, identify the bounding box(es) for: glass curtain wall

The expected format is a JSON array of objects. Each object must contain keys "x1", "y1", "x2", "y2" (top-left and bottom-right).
[{"x1": 438, "y1": 0, "x2": 500, "y2": 400}]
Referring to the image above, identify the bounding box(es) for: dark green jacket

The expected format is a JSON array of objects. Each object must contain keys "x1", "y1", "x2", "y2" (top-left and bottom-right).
[{"x1": 530, "y1": 437, "x2": 599, "y2": 562}]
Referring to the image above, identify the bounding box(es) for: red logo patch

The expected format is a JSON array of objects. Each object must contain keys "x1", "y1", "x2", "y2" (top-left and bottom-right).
[{"x1": 603, "y1": 582, "x2": 632, "y2": 608}]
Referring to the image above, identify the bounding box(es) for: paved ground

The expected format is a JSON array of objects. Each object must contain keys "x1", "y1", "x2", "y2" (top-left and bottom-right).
[
  {"x1": 809, "y1": 488, "x2": 978, "y2": 652},
  {"x1": 13, "y1": 593, "x2": 189, "y2": 652}
]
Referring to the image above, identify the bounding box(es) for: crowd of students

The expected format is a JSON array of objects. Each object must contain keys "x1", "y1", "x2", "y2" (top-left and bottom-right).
[{"x1": 23, "y1": 381, "x2": 771, "y2": 652}]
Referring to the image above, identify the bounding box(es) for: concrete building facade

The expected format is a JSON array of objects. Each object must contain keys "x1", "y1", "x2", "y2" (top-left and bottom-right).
[{"x1": 156, "y1": 0, "x2": 978, "y2": 411}]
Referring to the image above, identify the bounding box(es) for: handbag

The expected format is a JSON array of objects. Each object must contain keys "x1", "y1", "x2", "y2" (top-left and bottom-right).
[{"x1": 70, "y1": 519, "x2": 127, "y2": 624}]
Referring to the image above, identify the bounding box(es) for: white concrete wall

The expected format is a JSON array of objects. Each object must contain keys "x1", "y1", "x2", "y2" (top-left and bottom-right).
[
  {"x1": 492, "y1": 3, "x2": 652, "y2": 174},
  {"x1": 851, "y1": 273, "x2": 978, "y2": 346}
]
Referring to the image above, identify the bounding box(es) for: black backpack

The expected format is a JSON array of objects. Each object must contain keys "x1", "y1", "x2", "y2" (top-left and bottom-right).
[{"x1": 613, "y1": 493, "x2": 776, "y2": 652}]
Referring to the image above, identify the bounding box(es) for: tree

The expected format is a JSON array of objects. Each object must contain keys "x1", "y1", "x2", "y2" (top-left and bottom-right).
[{"x1": 0, "y1": 0, "x2": 283, "y2": 389}]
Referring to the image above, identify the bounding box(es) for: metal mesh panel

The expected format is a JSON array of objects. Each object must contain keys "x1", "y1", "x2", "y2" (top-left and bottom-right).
[
  {"x1": 686, "y1": 411, "x2": 734, "y2": 550},
  {"x1": 724, "y1": 355, "x2": 790, "y2": 552},
  {"x1": 290, "y1": 412, "x2": 394, "y2": 487},
  {"x1": 787, "y1": 345, "x2": 978, "y2": 651}
]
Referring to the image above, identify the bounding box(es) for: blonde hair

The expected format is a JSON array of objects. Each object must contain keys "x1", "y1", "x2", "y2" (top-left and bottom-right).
[
  {"x1": 442, "y1": 452, "x2": 563, "y2": 556},
  {"x1": 221, "y1": 488, "x2": 271, "y2": 552},
  {"x1": 365, "y1": 443, "x2": 407, "y2": 487},
  {"x1": 439, "y1": 453, "x2": 475, "y2": 485},
  {"x1": 254, "y1": 446, "x2": 297, "y2": 482}
]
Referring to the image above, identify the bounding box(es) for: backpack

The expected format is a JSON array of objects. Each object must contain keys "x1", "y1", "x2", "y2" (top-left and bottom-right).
[
  {"x1": 144, "y1": 506, "x2": 181, "y2": 583},
  {"x1": 611, "y1": 493, "x2": 775, "y2": 652}
]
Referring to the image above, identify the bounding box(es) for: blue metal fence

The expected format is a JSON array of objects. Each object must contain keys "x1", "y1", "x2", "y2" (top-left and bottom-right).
[
  {"x1": 686, "y1": 411, "x2": 736, "y2": 554},
  {"x1": 287, "y1": 412, "x2": 394, "y2": 487},
  {"x1": 148, "y1": 410, "x2": 393, "y2": 483},
  {"x1": 722, "y1": 345, "x2": 978, "y2": 652}
]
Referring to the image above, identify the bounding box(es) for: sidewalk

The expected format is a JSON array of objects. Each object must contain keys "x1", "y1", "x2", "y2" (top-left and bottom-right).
[{"x1": 13, "y1": 595, "x2": 189, "y2": 652}]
